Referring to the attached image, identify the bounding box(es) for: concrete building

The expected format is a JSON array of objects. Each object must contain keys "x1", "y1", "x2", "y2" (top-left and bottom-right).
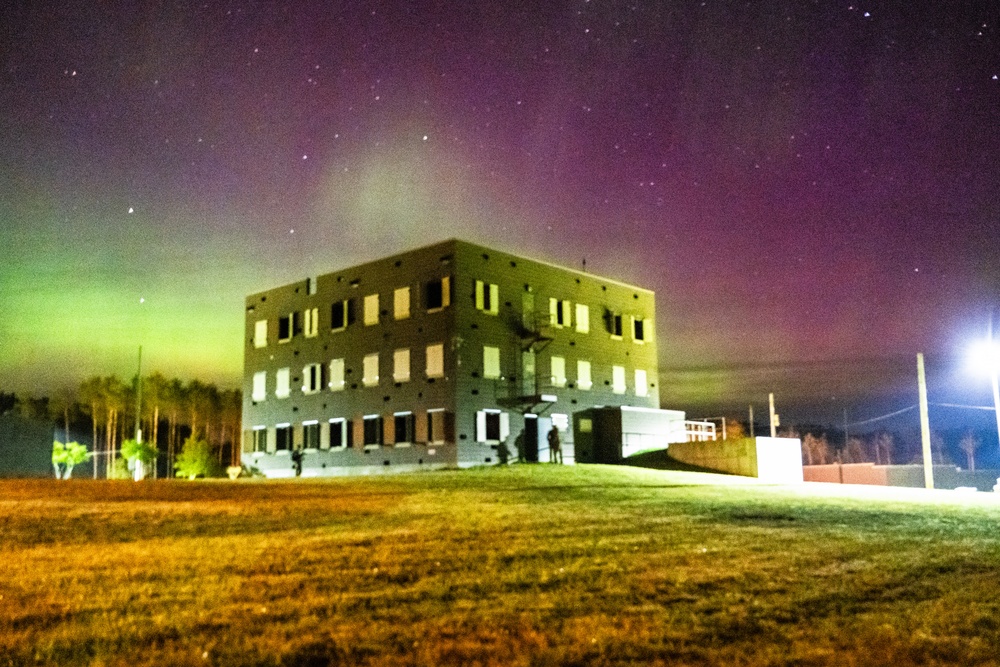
[{"x1": 241, "y1": 239, "x2": 661, "y2": 477}]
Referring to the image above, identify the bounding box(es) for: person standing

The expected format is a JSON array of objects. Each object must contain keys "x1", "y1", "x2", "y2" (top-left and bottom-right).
[{"x1": 547, "y1": 426, "x2": 562, "y2": 464}]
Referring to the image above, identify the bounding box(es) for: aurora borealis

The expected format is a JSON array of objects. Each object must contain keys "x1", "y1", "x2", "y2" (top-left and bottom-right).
[{"x1": 2, "y1": 1, "x2": 998, "y2": 423}]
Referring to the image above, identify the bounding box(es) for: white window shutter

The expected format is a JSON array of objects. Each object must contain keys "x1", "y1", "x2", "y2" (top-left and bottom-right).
[
  {"x1": 476, "y1": 411, "x2": 487, "y2": 442},
  {"x1": 562, "y1": 300, "x2": 572, "y2": 327},
  {"x1": 499, "y1": 412, "x2": 510, "y2": 441},
  {"x1": 475, "y1": 280, "x2": 485, "y2": 310},
  {"x1": 549, "y1": 297, "x2": 558, "y2": 325},
  {"x1": 489, "y1": 284, "x2": 499, "y2": 313},
  {"x1": 442, "y1": 276, "x2": 451, "y2": 307}
]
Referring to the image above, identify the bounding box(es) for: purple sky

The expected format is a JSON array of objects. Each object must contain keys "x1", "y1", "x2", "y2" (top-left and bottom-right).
[{"x1": 2, "y1": 1, "x2": 998, "y2": 426}]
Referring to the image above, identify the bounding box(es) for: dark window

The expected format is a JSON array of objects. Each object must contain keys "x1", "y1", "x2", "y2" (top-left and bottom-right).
[
  {"x1": 329, "y1": 420, "x2": 345, "y2": 448},
  {"x1": 485, "y1": 412, "x2": 501, "y2": 441},
  {"x1": 303, "y1": 423, "x2": 320, "y2": 449},
  {"x1": 331, "y1": 299, "x2": 355, "y2": 330},
  {"x1": 606, "y1": 312, "x2": 623, "y2": 337},
  {"x1": 633, "y1": 318, "x2": 645, "y2": 341},
  {"x1": 292, "y1": 311, "x2": 303, "y2": 337},
  {"x1": 276, "y1": 425, "x2": 292, "y2": 451},
  {"x1": 426, "y1": 280, "x2": 444, "y2": 310},
  {"x1": 394, "y1": 413, "x2": 415, "y2": 444},
  {"x1": 253, "y1": 429, "x2": 268, "y2": 452},
  {"x1": 363, "y1": 416, "x2": 383, "y2": 446},
  {"x1": 278, "y1": 315, "x2": 292, "y2": 341}
]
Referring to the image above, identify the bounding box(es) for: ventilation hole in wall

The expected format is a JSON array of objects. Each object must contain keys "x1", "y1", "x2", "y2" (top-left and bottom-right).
[
  {"x1": 384, "y1": 396, "x2": 391, "y2": 402},
  {"x1": 482, "y1": 253, "x2": 489, "y2": 260},
  {"x1": 568, "y1": 383, "x2": 575, "y2": 389},
  {"x1": 417, "y1": 392, "x2": 423, "y2": 398},
  {"x1": 651, "y1": 383, "x2": 656, "y2": 388},
  {"x1": 601, "y1": 285, "x2": 607, "y2": 291},
  {"x1": 418, "y1": 327, "x2": 423, "y2": 333},
  {"x1": 471, "y1": 389, "x2": 479, "y2": 395},
  {"x1": 351, "y1": 383, "x2": 358, "y2": 389},
  {"x1": 394, "y1": 260, "x2": 402, "y2": 267},
  {"x1": 440, "y1": 254, "x2": 452, "y2": 263},
  {"x1": 246, "y1": 305, "x2": 255, "y2": 312},
  {"x1": 576, "y1": 278, "x2": 581, "y2": 283},
  {"x1": 505, "y1": 301, "x2": 512, "y2": 307},
  {"x1": 510, "y1": 261, "x2": 516, "y2": 267},
  {"x1": 322, "y1": 463, "x2": 327, "y2": 468},
  {"x1": 322, "y1": 404, "x2": 327, "y2": 409},
  {"x1": 394, "y1": 382, "x2": 402, "y2": 388},
  {"x1": 484, "y1": 457, "x2": 492, "y2": 463},
  {"x1": 350, "y1": 279, "x2": 360, "y2": 287},
  {"x1": 427, "y1": 378, "x2": 435, "y2": 384},
  {"x1": 571, "y1": 399, "x2": 578, "y2": 404},
  {"x1": 381, "y1": 309, "x2": 388, "y2": 316},
  {"x1": 294, "y1": 350, "x2": 299, "y2": 356},
  {"x1": 294, "y1": 287, "x2": 300, "y2": 293},
  {"x1": 292, "y1": 406, "x2": 299, "y2": 412},
  {"x1": 323, "y1": 344, "x2": 328, "y2": 350},
  {"x1": 604, "y1": 380, "x2": 610, "y2": 385},
  {"x1": 418, "y1": 458, "x2": 424, "y2": 464},
  {"x1": 337, "y1": 276, "x2": 343, "y2": 282},
  {"x1": 261, "y1": 296, "x2": 267, "y2": 301},
  {"x1": 471, "y1": 323, "x2": 479, "y2": 329},
  {"x1": 471, "y1": 371, "x2": 480, "y2": 378},
  {"x1": 569, "y1": 341, "x2": 576, "y2": 346},
  {"x1": 384, "y1": 460, "x2": 391, "y2": 466},
  {"x1": 459, "y1": 434, "x2": 467, "y2": 440}
]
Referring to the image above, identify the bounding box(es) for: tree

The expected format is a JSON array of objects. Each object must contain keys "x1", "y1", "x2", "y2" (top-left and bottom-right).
[
  {"x1": 52, "y1": 441, "x2": 91, "y2": 479},
  {"x1": 873, "y1": 432, "x2": 894, "y2": 465},
  {"x1": 174, "y1": 436, "x2": 222, "y2": 480},
  {"x1": 802, "y1": 433, "x2": 831, "y2": 465},
  {"x1": 959, "y1": 431, "x2": 980, "y2": 472},
  {"x1": 120, "y1": 438, "x2": 158, "y2": 480}
]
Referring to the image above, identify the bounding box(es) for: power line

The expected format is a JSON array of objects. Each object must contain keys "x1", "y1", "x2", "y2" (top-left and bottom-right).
[
  {"x1": 845, "y1": 405, "x2": 917, "y2": 428},
  {"x1": 931, "y1": 402, "x2": 996, "y2": 412}
]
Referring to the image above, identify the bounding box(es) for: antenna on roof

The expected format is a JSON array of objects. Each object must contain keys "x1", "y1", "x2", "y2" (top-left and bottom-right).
[{"x1": 582, "y1": 257, "x2": 586, "y2": 272}]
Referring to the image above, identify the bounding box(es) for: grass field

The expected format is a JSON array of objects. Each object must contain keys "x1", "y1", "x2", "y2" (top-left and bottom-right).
[{"x1": 3, "y1": 465, "x2": 1000, "y2": 666}]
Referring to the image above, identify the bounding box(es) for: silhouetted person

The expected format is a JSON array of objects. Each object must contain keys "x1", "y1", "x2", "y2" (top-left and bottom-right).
[
  {"x1": 514, "y1": 431, "x2": 526, "y2": 463},
  {"x1": 547, "y1": 426, "x2": 562, "y2": 464},
  {"x1": 497, "y1": 437, "x2": 510, "y2": 465},
  {"x1": 291, "y1": 448, "x2": 303, "y2": 477}
]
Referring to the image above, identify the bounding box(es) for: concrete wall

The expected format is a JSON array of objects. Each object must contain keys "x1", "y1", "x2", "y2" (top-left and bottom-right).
[
  {"x1": 668, "y1": 437, "x2": 803, "y2": 483},
  {"x1": 804, "y1": 463, "x2": 1000, "y2": 492}
]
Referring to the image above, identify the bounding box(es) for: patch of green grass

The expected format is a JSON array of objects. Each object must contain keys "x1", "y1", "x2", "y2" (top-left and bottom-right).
[{"x1": 3, "y1": 465, "x2": 1000, "y2": 665}]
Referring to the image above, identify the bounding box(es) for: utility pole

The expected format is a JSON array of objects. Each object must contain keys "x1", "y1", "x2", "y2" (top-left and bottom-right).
[
  {"x1": 748, "y1": 405, "x2": 754, "y2": 438},
  {"x1": 768, "y1": 393, "x2": 778, "y2": 437},
  {"x1": 917, "y1": 353, "x2": 934, "y2": 489},
  {"x1": 134, "y1": 345, "x2": 143, "y2": 444}
]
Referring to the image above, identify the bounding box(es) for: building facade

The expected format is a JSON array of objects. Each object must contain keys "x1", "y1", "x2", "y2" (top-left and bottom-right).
[{"x1": 242, "y1": 239, "x2": 659, "y2": 477}]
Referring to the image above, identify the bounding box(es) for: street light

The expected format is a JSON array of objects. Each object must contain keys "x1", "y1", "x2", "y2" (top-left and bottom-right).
[{"x1": 969, "y1": 338, "x2": 1000, "y2": 453}]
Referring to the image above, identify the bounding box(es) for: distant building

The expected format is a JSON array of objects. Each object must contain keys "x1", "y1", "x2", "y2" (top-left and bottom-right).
[
  {"x1": 241, "y1": 239, "x2": 663, "y2": 477},
  {"x1": 0, "y1": 412, "x2": 54, "y2": 478}
]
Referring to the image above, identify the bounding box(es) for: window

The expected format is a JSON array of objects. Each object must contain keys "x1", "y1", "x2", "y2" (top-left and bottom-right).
[
  {"x1": 302, "y1": 363, "x2": 323, "y2": 394},
  {"x1": 607, "y1": 311, "x2": 623, "y2": 338},
  {"x1": 550, "y1": 356, "x2": 566, "y2": 387},
  {"x1": 483, "y1": 346, "x2": 501, "y2": 380},
  {"x1": 275, "y1": 424, "x2": 292, "y2": 451},
  {"x1": 278, "y1": 314, "x2": 292, "y2": 342},
  {"x1": 426, "y1": 343, "x2": 444, "y2": 378},
  {"x1": 363, "y1": 353, "x2": 379, "y2": 387},
  {"x1": 577, "y1": 360, "x2": 592, "y2": 390},
  {"x1": 329, "y1": 418, "x2": 349, "y2": 448},
  {"x1": 331, "y1": 299, "x2": 354, "y2": 330},
  {"x1": 635, "y1": 369, "x2": 648, "y2": 397},
  {"x1": 552, "y1": 413, "x2": 569, "y2": 432},
  {"x1": 363, "y1": 415, "x2": 383, "y2": 447},
  {"x1": 428, "y1": 409, "x2": 447, "y2": 444},
  {"x1": 475, "y1": 410, "x2": 509, "y2": 443},
  {"x1": 252, "y1": 371, "x2": 267, "y2": 402},
  {"x1": 364, "y1": 293, "x2": 379, "y2": 325},
  {"x1": 328, "y1": 358, "x2": 345, "y2": 391},
  {"x1": 304, "y1": 307, "x2": 319, "y2": 338},
  {"x1": 575, "y1": 304, "x2": 589, "y2": 333},
  {"x1": 252, "y1": 426, "x2": 268, "y2": 453},
  {"x1": 632, "y1": 316, "x2": 647, "y2": 342},
  {"x1": 254, "y1": 320, "x2": 268, "y2": 348},
  {"x1": 426, "y1": 276, "x2": 451, "y2": 310},
  {"x1": 394, "y1": 286, "x2": 410, "y2": 320},
  {"x1": 393, "y1": 348, "x2": 411, "y2": 383},
  {"x1": 303, "y1": 421, "x2": 320, "y2": 449},
  {"x1": 307, "y1": 277, "x2": 318, "y2": 295},
  {"x1": 612, "y1": 365, "x2": 627, "y2": 394},
  {"x1": 549, "y1": 298, "x2": 571, "y2": 327},
  {"x1": 475, "y1": 280, "x2": 499, "y2": 315},
  {"x1": 394, "y1": 412, "x2": 415, "y2": 445},
  {"x1": 275, "y1": 368, "x2": 291, "y2": 399}
]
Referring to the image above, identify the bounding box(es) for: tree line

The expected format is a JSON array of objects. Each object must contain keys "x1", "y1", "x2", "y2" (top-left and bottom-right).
[{"x1": 1, "y1": 374, "x2": 242, "y2": 478}]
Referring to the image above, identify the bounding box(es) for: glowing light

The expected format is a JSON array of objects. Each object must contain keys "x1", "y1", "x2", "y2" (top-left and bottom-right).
[{"x1": 969, "y1": 340, "x2": 1000, "y2": 374}]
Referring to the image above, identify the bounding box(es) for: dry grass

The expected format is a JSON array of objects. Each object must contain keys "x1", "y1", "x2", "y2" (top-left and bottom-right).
[{"x1": 3, "y1": 465, "x2": 1000, "y2": 666}]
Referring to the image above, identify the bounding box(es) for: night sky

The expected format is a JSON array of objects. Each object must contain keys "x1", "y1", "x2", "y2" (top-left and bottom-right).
[{"x1": 2, "y1": 1, "x2": 998, "y2": 426}]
